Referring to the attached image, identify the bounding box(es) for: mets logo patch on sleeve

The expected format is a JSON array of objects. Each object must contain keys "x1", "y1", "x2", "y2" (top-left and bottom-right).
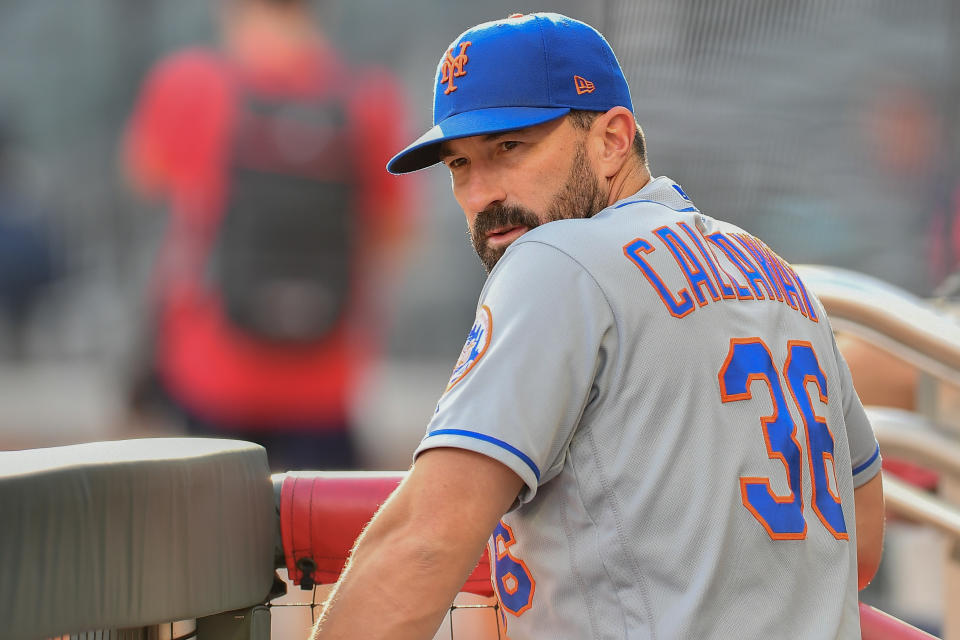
[{"x1": 446, "y1": 305, "x2": 492, "y2": 392}]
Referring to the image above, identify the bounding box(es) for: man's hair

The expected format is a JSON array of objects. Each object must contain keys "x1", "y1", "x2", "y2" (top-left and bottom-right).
[{"x1": 568, "y1": 109, "x2": 648, "y2": 168}]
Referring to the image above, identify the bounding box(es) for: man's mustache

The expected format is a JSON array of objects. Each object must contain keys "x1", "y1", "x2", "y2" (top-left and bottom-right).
[{"x1": 471, "y1": 204, "x2": 540, "y2": 239}]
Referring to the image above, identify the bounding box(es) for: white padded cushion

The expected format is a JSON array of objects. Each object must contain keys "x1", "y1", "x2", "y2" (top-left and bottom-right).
[{"x1": 0, "y1": 438, "x2": 275, "y2": 639}]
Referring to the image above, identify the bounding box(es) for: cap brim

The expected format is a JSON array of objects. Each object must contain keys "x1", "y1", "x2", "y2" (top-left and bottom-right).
[{"x1": 386, "y1": 106, "x2": 571, "y2": 174}]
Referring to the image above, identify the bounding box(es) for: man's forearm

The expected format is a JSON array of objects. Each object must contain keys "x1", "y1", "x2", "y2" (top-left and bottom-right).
[
  {"x1": 311, "y1": 532, "x2": 475, "y2": 638},
  {"x1": 310, "y1": 481, "x2": 494, "y2": 639},
  {"x1": 311, "y1": 448, "x2": 523, "y2": 639}
]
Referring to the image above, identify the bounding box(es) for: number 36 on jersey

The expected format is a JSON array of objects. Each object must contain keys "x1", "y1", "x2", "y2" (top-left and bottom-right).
[{"x1": 719, "y1": 337, "x2": 848, "y2": 540}]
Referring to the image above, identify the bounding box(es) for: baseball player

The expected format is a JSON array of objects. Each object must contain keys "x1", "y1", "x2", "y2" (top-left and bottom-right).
[{"x1": 312, "y1": 13, "x2": 885, "y2": 640}]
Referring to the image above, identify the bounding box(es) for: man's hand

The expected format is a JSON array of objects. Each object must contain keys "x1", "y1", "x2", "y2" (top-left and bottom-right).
[{"x1": 854, "y1": 471, "x2": 885, "y2": 590}]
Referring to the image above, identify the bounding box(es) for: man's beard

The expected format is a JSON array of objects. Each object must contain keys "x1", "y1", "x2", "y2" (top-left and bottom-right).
[{"x1": 468, "y1": 143, "x2": 607, "y2": 273}]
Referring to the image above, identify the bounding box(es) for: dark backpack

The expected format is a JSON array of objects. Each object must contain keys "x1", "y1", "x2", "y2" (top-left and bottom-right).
[{"x1": 210, "y1": 77, "x2": 356, "y2": 344}]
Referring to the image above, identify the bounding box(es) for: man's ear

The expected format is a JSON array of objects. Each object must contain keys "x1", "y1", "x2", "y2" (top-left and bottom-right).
[{"x1": 590, "y1": 106, "x2": 636, "y2": 178}]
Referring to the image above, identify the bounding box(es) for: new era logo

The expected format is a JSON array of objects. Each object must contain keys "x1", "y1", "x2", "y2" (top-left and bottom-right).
[{"x1": 574, "y1": 75, "x2": 595, "y2": 95}]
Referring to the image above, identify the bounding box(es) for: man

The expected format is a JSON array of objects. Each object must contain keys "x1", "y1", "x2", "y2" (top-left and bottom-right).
[
  {"x1": 124, "y1": 0, "x2": 414, "y2": 470},
  {"x1": 313, "y1": 13, "x2": 884, "y2": 639}
]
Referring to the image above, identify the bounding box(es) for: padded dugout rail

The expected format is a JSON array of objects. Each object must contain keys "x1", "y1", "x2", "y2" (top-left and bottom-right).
[
  {"x1": 277, "y1": 471, "x2": 494, "y2": 596},
  {"x1": 0, "y1": 438, "x2": 276, "y2": 639},
  {"x1": 277, "y1": 473, "x2": 936, "y2": 637},
  {"x1": 859, "y1": 603, "x2": 939, "y2": 640},
  {"x1": 795, "y1": 264, "x2": 960, "y2": 381}
]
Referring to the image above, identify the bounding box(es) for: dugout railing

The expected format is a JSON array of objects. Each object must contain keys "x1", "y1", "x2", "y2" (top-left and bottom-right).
[
  {"x1": 794, "y1": 265, "x2": 960, "y2": 409},
  {"x1": 798, "y1": 265, "x2": 960, "y2": 639},
  {"x1": 871, "y1": 411, "x2": 960, "y2": 639},
  {"x1": 0, "y1": 437, "x2": 944, "y2": 640}
]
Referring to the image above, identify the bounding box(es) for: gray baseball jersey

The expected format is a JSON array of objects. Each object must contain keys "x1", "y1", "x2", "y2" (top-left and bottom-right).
[{"x1": 415, "y1": 176, "x2": 881, "y2": 639}]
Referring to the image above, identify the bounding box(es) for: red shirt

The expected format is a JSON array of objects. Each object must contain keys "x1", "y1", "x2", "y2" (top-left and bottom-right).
[{"x1": 125, "y1": 42, "x2": 413, "y2": 429}]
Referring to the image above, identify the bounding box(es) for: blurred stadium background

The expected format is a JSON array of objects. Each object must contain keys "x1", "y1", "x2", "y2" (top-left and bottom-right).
[{"x1": 0, "y1": 0, "x2": 959, "y2": 636}]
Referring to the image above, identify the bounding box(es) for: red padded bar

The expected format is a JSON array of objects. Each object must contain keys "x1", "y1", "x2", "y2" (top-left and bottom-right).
[
  {"x1": 279, "y1": 471, "x2": 494, "y2": 596},
  {"x1": 280, "y1": 474, "x2": 940, "y2": 626},
  {"x1": 859, "y1": 603, "x2": 939, "y2": 640},
  {"x1": 883, "y1": 458, "x2": 939, "y2": 492}
]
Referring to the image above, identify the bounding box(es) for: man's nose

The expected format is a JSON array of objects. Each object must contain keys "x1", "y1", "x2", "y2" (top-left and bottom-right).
[{"x1": 460, "y1": 168, "x2": 507, "y2": 217}]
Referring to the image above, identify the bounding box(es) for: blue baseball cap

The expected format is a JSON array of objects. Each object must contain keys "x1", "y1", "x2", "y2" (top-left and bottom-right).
[{"x1": 386, "y1": 13, "x2": 633, "y2": 174}]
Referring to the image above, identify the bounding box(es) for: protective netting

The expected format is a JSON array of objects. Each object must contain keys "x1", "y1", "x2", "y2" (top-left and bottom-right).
[
  {"x1": 268, "y1": 592, "x2": 503, "y2": 640},
  {"x1": 52, "y1": 596, "x2": 500, "y2": 640},
  {"x1": 602, "y1": 0, "x2": 960, "y2": 294},
  {"x1": 53, "y1": 623, "x2": 194, "y2": 640}
]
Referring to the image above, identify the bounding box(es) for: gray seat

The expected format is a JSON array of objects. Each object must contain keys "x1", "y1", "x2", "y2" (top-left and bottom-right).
[{"x1": 0, "y1": 438, "x2": 276, "y2": 639}]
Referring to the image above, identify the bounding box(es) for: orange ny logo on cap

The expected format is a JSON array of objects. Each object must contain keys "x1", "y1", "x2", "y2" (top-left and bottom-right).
[
  {"x1": 574, "y1": 75, "x2": 595, "y2": 95},
  {"x1": 440, "y1": 41, "x2": 472, "y2": 95}
]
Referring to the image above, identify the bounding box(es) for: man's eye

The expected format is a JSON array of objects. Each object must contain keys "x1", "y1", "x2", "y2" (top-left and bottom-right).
[
  {"x1": 500, "y1": 141, "x2": 520, "y2": 152},
  {"x1": 447, "y1": 157, "x2": 467, "y2": 169}
]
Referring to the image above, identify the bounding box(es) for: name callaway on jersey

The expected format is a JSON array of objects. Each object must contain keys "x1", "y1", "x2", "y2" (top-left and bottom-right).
[{"x1": 624, "y1": 222, "x2": 819, "y2": 322}]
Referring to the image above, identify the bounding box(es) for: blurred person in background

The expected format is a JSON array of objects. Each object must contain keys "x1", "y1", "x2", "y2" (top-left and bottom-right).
[
  {"x1": 837, "y1": 80, "x2": 958, "y2": 412},
  {"x1": 123, "y1": 0, "x2": 416, "y2": 470},
  {"x1": 0, "y1": 114, "x2": 58, "y2": 361},
  {"x1": 857, "y1": 80, "x2": 956, "y2": 293}
]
